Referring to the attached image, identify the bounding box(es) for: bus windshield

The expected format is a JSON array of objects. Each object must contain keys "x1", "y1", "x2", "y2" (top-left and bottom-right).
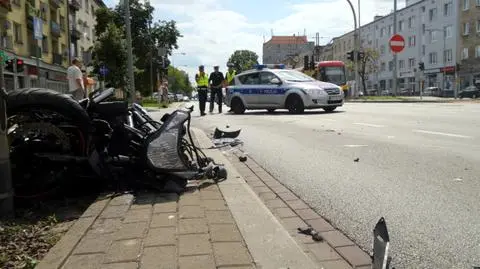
[{"x1": 322, "y1": 67, "x2": 346, "y2": 86}]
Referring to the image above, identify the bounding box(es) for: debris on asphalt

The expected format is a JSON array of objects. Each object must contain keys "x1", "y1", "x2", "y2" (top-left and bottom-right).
[
  {"x1": 354, "y1": 158, "x2": 360, "y2": 162},
  {"x1": 326, "y1": 129, "x2": 335, "y2": 132},
  {"x1": 213, "y1": 125, "x2": 241, "y2": 139},
  {"x1": 453, "y1": 178, "x2": 463, "y2": 181},
  {"x1": 297, "y1": 227, "x2": 323, "y2": 242},
  {"x1": 239, "y1": 155, "x2": 247, "y2": 162}
]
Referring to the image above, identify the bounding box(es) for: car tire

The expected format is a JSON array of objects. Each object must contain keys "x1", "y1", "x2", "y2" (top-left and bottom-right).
[
  {"x1": 286, "y1": 94, "x2": 304, "y2": 114},
  {"x1": 323, "y1": 106, "x2": 337, "y2": 112},
  {"x1": 267, "y1": 108, "x2": 276, "y2": 113},
  {"x1": 231, "y1": 97, "x2": 245, "y2": 114}
]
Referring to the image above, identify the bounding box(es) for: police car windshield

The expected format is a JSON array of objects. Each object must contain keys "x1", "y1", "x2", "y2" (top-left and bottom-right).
[{"x1": 276, "y1": 70, "x2": 315, "y2": 82}]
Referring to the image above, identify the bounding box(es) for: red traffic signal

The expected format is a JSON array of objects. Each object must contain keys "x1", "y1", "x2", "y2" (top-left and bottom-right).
[{"x1": 5, "y1": 58, "x2": 25, "y2": 73}]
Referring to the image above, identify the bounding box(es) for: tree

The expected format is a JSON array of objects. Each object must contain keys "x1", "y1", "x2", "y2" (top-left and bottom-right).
[
  {"x1": 92, "y1": 23, "x2": 128, "y2": 89},
  {"x1": 227, "y1": 50, "x2": 259, "y2": 73},
  {"x1": 92, "y1": 1, "x2": 182, "y2": 96},
  {"x1": 346, "y1": 48, "x2": 379, "y2": 96},
  {"x1": 166, "y1": 67, "x2": 194, "y2": 95}
]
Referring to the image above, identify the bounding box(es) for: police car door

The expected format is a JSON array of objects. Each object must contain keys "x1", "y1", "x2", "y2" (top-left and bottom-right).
[
  {"x1": 259, "y1": 71, "x2": 283, "y2": 105},
  {"x1": 237, "y1": 72, "x2": 262, "y2": 107}
]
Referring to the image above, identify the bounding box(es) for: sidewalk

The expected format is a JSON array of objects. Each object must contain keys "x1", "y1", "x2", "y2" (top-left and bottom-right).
[{"x1": 36, "y1": 128, "x2": 372, "y2": 269}]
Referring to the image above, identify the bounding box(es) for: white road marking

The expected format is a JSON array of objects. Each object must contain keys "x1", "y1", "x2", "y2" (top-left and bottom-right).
[
  {"x1": 387, "y1": 136, "x2": 395, "y2": 139},
  {"x1": 413, "y1": 129, "x2": 473, "y2": 139},
  {"x1": 353, "y1": 122, "x2": 385, "y2": 128},
  {"x1": 323, "y1": 119, "x2": 337, "y2": 122},
  {"x1": 344, "y1": 144, "x2": 368, "y2": 148},
  {"x1": 453, "y1": 178, "x2": 463, "y2": 182}
]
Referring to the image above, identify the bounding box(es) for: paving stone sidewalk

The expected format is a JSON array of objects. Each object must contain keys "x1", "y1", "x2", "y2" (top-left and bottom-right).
[{"x1": 37, "y1": 183, "x2": 255, "y2": 269}]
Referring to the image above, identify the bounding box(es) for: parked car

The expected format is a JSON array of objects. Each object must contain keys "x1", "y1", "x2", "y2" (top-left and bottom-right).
[{"x1": 458, "y1": 86, "x2": 480, "y2": 99}]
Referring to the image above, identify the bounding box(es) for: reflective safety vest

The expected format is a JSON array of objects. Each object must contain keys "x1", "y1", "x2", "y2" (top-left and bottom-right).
[
  {"x1": 225, "y1": 71, "x2": 236, "y2": 84},
  {"x1": 197, "y1": 73, "x2": 209, "y2": 87}
]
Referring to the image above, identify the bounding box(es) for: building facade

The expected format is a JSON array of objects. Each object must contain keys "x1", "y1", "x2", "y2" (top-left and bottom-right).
[
  {"x1": 262, "y1": 35, "x2": 314, "y2": 66},
  {"x1": 328, "y1": 0, "x2": 461, "y2": 94},
  {"x1": 1, "y1": 0, "x2": 72, "y2": 91},
  {"x1": 457, "y1": 0, "x2": 480, "y2": 88}
]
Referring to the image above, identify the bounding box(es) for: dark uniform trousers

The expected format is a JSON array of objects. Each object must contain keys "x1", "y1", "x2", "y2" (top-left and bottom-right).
[
  {"x1": 209, "y1": 87, "x2": 223, "y2": 113},
  {"x1": 198, "y1": 87, "x2": 208, "y2": 114}
]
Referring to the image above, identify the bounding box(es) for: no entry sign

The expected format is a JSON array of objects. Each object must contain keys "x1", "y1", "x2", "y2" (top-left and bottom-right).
[{"x1": 389, "y1": 34, "x2": 405, "y2": 53}]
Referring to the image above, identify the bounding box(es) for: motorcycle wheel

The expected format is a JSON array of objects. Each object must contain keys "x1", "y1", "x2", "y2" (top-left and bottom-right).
[{"x1": 7, "y1": 88, "x2": 91, "y2": 199}]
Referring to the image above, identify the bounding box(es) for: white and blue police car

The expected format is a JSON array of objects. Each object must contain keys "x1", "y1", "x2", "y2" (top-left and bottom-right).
[{"x1": 224, "y1": 64, "x2": 344, "y2": 114}]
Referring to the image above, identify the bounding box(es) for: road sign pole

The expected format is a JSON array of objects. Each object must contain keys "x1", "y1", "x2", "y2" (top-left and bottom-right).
[{"x1": 392, "y1": 0, "x2": 398, "y2": 96}]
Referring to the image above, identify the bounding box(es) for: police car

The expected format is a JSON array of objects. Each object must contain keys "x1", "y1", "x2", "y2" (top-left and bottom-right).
[{"x1": 225, "y1": 64, "x2": 344, "y2": 114}]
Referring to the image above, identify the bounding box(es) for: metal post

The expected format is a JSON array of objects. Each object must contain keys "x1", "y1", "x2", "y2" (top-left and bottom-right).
[
  {"x1": 36, "y1": 40, "x2": 41, "y2": 87},
  {"x1": 0, "y1": 52, "x2": 14, "y2": 217},
  {"x1": 443, "y1": 30, "x2": 446, "y2": 96},
  {"x1": 124, "y1": 0, "x2": 135, "y2": 103},
  {"x1": 346, "y1": 0, "x2": 359, "y2": 99},
  {"x1": 13, "y1": 56, "x2": 17, "y2": 90},
  {"x1": 392, "y1": 0, "x2": 398, "y2": 96}
]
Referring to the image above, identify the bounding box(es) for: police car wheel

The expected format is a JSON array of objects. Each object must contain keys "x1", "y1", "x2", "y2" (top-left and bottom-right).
[
  {"x1": 286, "y1": 94, "x2": 304, "y2": 114},
  {"x1": 231, "y1": 98, "x2": 245, "y2": 114}
]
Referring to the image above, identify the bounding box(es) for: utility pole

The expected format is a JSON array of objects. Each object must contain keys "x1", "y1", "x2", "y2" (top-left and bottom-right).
[
  {"x1": 0, "y1": 49, "x2": 14, "y2": 217},
  {"x1": 392, "y1": 0, "x2": 398, "y2": 96},
  {"x1": 124, "y1": 0, "x2": 135, "y2": 103},
  {"x1": 148, "y1": 21, "x2": 153, "y2": 96}
]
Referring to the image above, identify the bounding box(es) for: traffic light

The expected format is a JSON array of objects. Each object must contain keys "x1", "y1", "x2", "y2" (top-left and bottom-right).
[
  {"x1": 303, "y1": 55, "x2": 309, "y2": 70},
  {"x1": 358, "y1": 51, "x2": 365, "y2": 60},
  {"x1": 163, "y1": 57, "x2": 170, "y2": 69},
  {"x1": 5, "y1": 59, "x2": 24, "y2": 73},
  {"x1": 418, "y1": 62, "x2": 425, "y2": 71},
  {"x1": 309, "y1": 55, "x2": 315, "y2": 70},
  {"x1": 456, "y1": 63, "x2": 460, "y2": 71},
  {"x1": 346, "y1": 50, "x2": 354, "y2": 61}
]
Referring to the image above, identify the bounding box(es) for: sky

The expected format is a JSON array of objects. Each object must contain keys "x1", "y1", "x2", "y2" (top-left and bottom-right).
[{"x1": 103, "y1": 0, "x2": 406, "y2": 84}]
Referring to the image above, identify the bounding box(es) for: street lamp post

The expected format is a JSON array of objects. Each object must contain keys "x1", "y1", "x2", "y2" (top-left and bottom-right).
[
  {"x1": 345, "y1": 0, "x2": 359, "y2": 99},
  {"x1": 393, "y1": 0, "x2": 398, "y2": 96},
  {"x1": 123, "y1": 0, "x2": 135, "y2": 103}
]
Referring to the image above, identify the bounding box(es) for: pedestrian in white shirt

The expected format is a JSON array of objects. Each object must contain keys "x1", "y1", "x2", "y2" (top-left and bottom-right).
[{"x1": 67, "y1": 58, "x2": 85, "y2": 100}]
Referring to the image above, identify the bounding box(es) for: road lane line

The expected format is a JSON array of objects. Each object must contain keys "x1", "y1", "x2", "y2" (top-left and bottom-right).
[
  {"x1": 413, "y1": 129, "x2": 473, "y2": 139},
  {"x1": 344, "y1": 144, "x2": 368, "y2": 147},
  {"x1": 353, "y1": 123, "x2": 385, "y2": 128}
]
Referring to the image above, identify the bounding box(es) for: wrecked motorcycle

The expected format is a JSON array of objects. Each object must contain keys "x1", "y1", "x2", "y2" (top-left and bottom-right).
[{"x1": 6, "y1": 87, "x2": 226, "y2": 198}]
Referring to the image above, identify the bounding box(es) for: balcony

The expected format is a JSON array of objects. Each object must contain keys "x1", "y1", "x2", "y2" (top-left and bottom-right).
[
  {"x1": 70, "y1": 26, "x2": 81, "y2": 40},
  {"x1": 51, "y1": 21, "x2": 61, "y2": 37},
  {"x1": 68, "y1": 0, "x2": 80, "y2": 11},
  {"x1": 30, "y1": 44, "x2": 40, "y2": 57},
  {"x1": 52, "y1": 53, "x2": 62, "y2": 65},
  {"x1": 49, "y1": 0, "x2": 61, "y2": 8}
]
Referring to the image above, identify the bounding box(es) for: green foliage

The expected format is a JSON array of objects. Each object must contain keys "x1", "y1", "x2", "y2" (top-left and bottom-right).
[
  {"x1": 92, "y1": 0, "x2": 182, "y2": 96},
  {"x1": 227, "y1": 50, "x2": 259, "y2": 73},
  {"x1": 345, "y1": 48, "x2": 380, "y2": 96},
  {"x1": 167, "y1": 66, "x2": 194, "y2": 95},
  {"x1": 92, "y1": 23, "x2": 128, "y2": 88}
]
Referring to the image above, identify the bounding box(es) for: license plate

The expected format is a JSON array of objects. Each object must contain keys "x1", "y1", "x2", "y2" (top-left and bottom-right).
[{"x1": 329, "y1": 95, "x2": 342, "y2": 101}]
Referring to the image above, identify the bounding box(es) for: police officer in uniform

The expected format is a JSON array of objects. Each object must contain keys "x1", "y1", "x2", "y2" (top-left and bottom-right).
[
  {"x1": 195, "y1": 65, "x2": 209, "y2": 116},
  {"x1": 225, "y1": 63, "x2": 236, "y2": 112},
  {"x1": 209, "y1": 65, "x2": 225, "y2": 113}
]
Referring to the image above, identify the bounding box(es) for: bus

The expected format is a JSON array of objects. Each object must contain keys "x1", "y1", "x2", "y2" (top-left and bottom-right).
[{"x1": 315, "y1": 61, "x2": 349, "y2": 97}]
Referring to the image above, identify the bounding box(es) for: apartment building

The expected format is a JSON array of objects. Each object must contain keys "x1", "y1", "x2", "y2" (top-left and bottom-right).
[
  {"x1": 457, "y1": 0, "x2": 480, "y2": 87},
  {"x1": 69, "y1": 0, "x2": 104, "y2": 66},
  {"x1": 262, "y1": 35, "x2": 314, "y2": 65},
  {"x1": 1, "y1": 0, "x2": 71, "y2": 91},
  {"x1": 327, "y1": 0, "x2": 460, "y2": 93}
]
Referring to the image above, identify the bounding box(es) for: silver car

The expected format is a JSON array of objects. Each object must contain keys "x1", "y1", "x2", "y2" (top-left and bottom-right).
[{"x1": 225, "y1": 66, "x2": 344, "y2": 114}]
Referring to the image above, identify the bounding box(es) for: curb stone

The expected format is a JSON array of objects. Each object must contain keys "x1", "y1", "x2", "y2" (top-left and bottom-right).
[{"x1": 204, "y1": 133, "x2": 373, "y2": 269}]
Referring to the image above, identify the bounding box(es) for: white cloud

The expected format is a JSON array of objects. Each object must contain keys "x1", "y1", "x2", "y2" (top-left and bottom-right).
[{"x1": 112, "y1": 0, "x2": 405, "y2": 85}]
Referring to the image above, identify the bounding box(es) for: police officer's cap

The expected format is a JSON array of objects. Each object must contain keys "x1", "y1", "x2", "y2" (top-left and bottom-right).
[{"x1": 199, "y1": 65, "x2": 204, "y2": 69}]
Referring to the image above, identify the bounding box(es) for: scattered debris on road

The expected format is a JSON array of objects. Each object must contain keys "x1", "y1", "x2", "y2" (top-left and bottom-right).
[
  {"x1": 354, "y1": 158, "x2": 360, "y2": 162},
  {"x1": 297, "y1": 227, "x2": 323, "y2": 242},
  {"x1": 239, "y1": 155, "x2": 248, "y2": 162}
]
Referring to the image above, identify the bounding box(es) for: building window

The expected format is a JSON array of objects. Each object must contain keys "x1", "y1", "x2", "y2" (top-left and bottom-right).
[
  {"x1": 42, "y1": 36, "x2": 48, "y2": 53},
  {"x1": 477, "y1": 0, "x2": 480, "y2": 6},
  {"x1": 388, "y1": 25, "x2": 393, "y2": 35},
  {"x1": 380, "y1": 45, "x2": 386, "y2": 55},
  {"x1": 408, "y1": 58, "x2": 415, "y2": 68},
  {"x1": 381, "y1": 62, "x2": 386, "y2": 71},
  {"x1": 429, "y1": 8, "x2": 437, "y2": 21},
  {"x1": 422, "y1": 45, "x2": 426, "y2": 56},
  {"x1": 85, "y1": 0, "x2": 89, "y2": 13},
  {"x1": 380, "y1": 28, "x2": 385, "y2": 37},
  {"x1": 60, "y1": 15, "x2": 65, "y2": 31},
  {"x1": 444, "y1": 49, "x2": 453, "y2": 63},
  {"x1": 388, "y1": 61, "x2": 393, "y2": 71},
  {"x1": 477, "y1": 20, "x2": 480, "y2": 32},
  {"x1": 408, "y1": 36, "x2": 416, "y2": 47},
  {"x1": 13, "y1": 23, "x2": 22, "y2": 44},
  {"x1": 422, "y1": 24, "x2": 426, "y2": 35},
  {"x1": 463, "y1": 23, "x2": 470, "y2": 35},
  {"x1": 91, "y1": 5, "x2": 95, "y2": 15},
  {"x1": 399, "y1": 60, "x2": 405, "y2": 69},
  {"x1": 430, "y1": 31, "x2": 437, "y2": 42},
  {"x1": 476, "y1": 46, "x2": 480, "y2": 57},
  {"x1": 408, "y1": 16, "x2": 415, "y2": 28},
  {"x1": 445, "y1": 25, "x2": 452, "y2": 38},
  {"x1": 462, "y1": 48, "x2": 469, "y2": 59},
  {"x1": 429, "y1": 52, "x2": 437, "y2": 64},
  {"x1": 444, "y1": 2, "x2": 452, "y2": 16},
  {"x1": 463, "y1": 0, "x2": 469, "y2": 10},
  {"x1": 399, "y1": 20, "x2": 404, "y2": 31}
]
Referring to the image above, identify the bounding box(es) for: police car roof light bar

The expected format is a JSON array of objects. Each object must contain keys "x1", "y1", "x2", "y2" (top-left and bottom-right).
[{"x1": 254, "y1": 64, "x2": 286, "y2": 70}]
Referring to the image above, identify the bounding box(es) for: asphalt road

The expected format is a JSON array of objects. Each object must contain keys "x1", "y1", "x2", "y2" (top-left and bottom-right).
[{"x1": 164, "y1": 101, "x2": 480, "y2": 269}]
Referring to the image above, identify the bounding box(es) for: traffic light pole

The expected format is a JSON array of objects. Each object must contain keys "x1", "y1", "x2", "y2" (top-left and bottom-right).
[
  {"x1": 0, "y1": 52, "x2": 14, "y2": 217},
  {"x1": 13, "y1": 57, "x2": 17, "y2": 90},
  {"x1": 346, "y1": 0, "x2": 359, "y2": 99},
  {"x1": 392, "y1": 0, "x2": 398, "y2": 96}
]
